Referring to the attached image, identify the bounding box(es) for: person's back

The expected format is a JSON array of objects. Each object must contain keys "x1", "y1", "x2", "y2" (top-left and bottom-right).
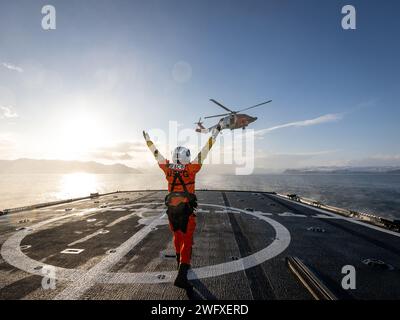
[
  {"x1": 143, "y1": 126, "x2": 221, "y2": 289},
  {"x1": 161, "y1": 162, "x2": 200, "y2": 193}
]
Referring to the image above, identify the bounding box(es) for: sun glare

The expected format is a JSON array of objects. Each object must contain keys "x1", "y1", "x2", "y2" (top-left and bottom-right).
[
  {"x1": 56, "y1": 172, "x2": 98, "y2": 199},
  {"x1": 54, "y1": 99, "x2": 108, "y2": 160}
]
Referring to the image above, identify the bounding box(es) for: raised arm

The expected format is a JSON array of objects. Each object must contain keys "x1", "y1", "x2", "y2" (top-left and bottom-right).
[
  {"x1": 143, "y1": 131, "x2": 167, "y2": 164},
  {"x1": 192, "y1": 124, "x2": 221, "y2": 164}
]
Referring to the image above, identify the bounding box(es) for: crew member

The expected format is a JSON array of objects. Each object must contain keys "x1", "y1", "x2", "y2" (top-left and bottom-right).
[{"x1": 143, "y1": 125, "x2": 221, "y2": 289}]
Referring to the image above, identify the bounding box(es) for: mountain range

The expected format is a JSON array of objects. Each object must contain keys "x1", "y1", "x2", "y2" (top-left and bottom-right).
[
  {"x1": 283, "y1": 166, "x2": 400, "y2": 174},
  {"x1": 0, "y1": 159, "x2": 141, "y2": 174}
]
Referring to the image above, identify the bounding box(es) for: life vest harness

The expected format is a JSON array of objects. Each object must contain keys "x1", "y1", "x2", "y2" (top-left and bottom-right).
[
  {"x1": 165, "y1": 170, "x2": 198, "y2": 233},
  {"x1": 165, "y1": 170, "x2": 197, "y2": 207}
]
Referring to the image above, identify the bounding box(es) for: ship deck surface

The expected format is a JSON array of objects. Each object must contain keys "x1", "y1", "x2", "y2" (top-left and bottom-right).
[{"x1": 1, "y1": 190, "x2": 399, "y2": 300}]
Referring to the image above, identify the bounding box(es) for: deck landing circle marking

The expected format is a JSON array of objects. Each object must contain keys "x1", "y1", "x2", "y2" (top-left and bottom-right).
[{"x1": 1, "y1": 203, "x2": 291, "y2": 286}]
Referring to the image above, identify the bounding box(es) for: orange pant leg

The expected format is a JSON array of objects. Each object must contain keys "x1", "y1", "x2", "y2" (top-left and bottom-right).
[
  {"x1": 179, "y1": 215, "x2": 196, "y2": 264},
  {"x1": 169, "y1": 222, "x2": 181, "y2": 253},
  {"x1": 169, "y1": 215, "x2": 196, "y2": 265}
]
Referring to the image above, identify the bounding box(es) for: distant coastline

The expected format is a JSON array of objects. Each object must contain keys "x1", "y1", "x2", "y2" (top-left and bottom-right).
[
  {"x1": 0, "y1": 158, "x2": 141, "y2": 174},
  {"x1": 283, "y1": 167, "x2": 400, "y2": 175}
]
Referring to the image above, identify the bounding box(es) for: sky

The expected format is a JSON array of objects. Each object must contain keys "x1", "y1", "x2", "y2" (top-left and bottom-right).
[{"x1": 0, "y1": 0, "x2": 399, "y2": 172}]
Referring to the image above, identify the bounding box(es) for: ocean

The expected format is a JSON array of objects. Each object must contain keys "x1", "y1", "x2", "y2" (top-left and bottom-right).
[{"x1": 0, "y1": 173, "x2": 399, "y2": 219}]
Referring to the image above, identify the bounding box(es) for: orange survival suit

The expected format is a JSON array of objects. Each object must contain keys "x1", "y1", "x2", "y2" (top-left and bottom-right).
[
  {"x1": 160, "y1": 161, "x2": 201, "y2": 265},
  {"x1": 143, "y1": 126, "x2": 220, "y2": 273}
]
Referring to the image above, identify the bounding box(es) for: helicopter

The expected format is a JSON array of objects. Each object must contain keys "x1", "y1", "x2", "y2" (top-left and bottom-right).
[{"x1": 195, "y1": 98, "x2": 272, "y2": 133}]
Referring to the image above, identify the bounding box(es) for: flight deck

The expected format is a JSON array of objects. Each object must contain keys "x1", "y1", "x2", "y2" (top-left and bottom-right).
[{"x1": 1, "y1": 190, "x2": 399, "y2": 300}]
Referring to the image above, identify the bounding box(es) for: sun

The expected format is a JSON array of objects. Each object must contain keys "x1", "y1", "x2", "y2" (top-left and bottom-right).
[{"x1": 52, "y1": 99, "x2": 108, "y2": 160}]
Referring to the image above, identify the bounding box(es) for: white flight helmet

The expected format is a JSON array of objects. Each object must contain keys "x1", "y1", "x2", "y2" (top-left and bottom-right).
[{"x1": 172, "y1": 146, "x2": 191, "y2": 165}]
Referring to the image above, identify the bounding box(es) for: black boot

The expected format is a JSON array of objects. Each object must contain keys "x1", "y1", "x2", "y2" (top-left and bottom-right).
[
  {"x1": 174, "y1": 263, "x2": 192, "y2": 289},
  {"x1": 176, "y1": 253, "x2": 180, "y2": 270}
]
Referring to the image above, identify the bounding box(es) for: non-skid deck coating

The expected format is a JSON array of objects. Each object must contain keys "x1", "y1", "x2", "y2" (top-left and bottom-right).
[{"x1": 1, "y1": 190, "x2": 399, "y2": 300}]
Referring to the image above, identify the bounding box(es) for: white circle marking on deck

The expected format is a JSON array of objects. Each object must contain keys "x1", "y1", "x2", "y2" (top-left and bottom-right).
[{"x1": 1, "y1": 203, "x2": 291, "y2": 299}]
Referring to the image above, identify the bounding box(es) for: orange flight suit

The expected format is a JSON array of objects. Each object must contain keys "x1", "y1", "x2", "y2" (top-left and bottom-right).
[{"x1": 159, "y1": 161, "x2": 201, "y2": 265}]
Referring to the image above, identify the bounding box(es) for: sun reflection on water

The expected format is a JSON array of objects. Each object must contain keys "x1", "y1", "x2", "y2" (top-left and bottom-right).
[{"x1": 57, "y1": 173, "x2": 99, "y2": 199}]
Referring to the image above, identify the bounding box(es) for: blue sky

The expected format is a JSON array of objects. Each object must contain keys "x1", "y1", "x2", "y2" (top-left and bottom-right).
[{"x1": 0, "y1": 0, "x2": 399, "y2": 171}]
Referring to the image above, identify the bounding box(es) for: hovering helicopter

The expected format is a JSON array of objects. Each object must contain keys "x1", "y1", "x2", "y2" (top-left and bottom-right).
[{"x1": 195, "y1": 98, "x2": 272, "y2": 133}]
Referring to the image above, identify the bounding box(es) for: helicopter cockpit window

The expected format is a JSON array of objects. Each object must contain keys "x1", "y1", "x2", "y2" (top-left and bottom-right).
[
  {"x1": 223, "y1": 117, "x2": 230, "y2": 127},
  {"x1": 230, "y1": 116, "x2": 235, "y2": 126}
]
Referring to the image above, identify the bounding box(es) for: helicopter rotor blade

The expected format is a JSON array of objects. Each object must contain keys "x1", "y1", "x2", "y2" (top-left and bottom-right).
[
  {"x1": 209, "y1": 99, "x2": 234, "y2": 113},
  {"x1": 236, "y1": 100, "x2": 272, "y2": 113},
  {"x1": 194, "y1": 117, "x2": 203, "y2": 125},
  {"x1": 204, "y1": 113, "x2": 230, "y2": 119}
]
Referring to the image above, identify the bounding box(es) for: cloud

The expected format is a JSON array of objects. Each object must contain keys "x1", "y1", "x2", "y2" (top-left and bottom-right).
[
  {"x1": 254, "y1": 150, "x2": 339, "y2": 170},
  {"x1": 91, "y1": 151, "x2": 133, "y2": 160},
  {"x1": 98, "y1": 141, "x2": 147, "y2": 153},
  {"x1": 256, "y1": 113, "x2": 343, "y2": 136},
  {"x1": 1, "y1": 62, "x2": 23, "y2": 73},
  {"x1": 348, "y1": 154, "x2": 400, "y2": 167},
  {"x1": 89, "y1": 141, "x2": 147, "y2": 160},
  {"x1": 0, "y1": 135, "x2": 12, "y2": 146},
  {"x1": 252, "y1": 152, "x2": 400, "y2": 172},
  {"x1": 0, "y1": 106, "x2": 18, "y2": 119},
  {"x1": 272, "y1": 150, "x2": 340, "y2": 157},
  {"x1": 0, "y1": 133, "x2": 16, "y2": 158}
]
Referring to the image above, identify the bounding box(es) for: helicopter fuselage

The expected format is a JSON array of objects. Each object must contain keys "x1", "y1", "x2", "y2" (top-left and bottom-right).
[
  {"x1": 220, "y1": 114, "x2": 257, "y2": 130},
  {"x1": 195, "y1": 98, "x2": 270, "y2": 133}
]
